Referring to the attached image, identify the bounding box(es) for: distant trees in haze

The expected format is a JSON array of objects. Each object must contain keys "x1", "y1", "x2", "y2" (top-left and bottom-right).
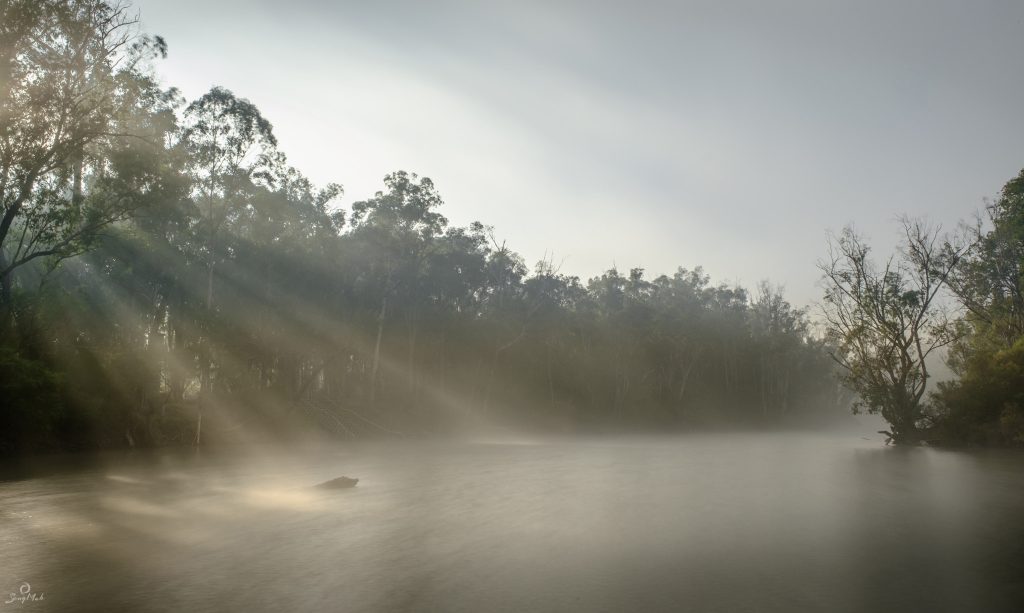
[
  {"x1": 0, "y1": 9, "x2": 847, "y2": 452},
  {"x1": 18, "y1": 0, "x2": 1024, "y2": 452}
]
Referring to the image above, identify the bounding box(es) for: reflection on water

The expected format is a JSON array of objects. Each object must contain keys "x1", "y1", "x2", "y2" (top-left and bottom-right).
[{"x1": 2, "y1": 434, "x2": 1024, "y2": 612}]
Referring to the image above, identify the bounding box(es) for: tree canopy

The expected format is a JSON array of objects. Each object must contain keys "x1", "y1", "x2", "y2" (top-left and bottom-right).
[{"x1": 6, "y1": 0, "x2": 1023, "y2": 453}]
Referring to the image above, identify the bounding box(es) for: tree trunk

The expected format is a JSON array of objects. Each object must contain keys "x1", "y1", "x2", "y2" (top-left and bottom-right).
[
  {"x1": 760, "y1": 353, "x2": 769, "y2": 418},
  {"x1": 206, "y1": 261, "x2": 214, "y2": 311},
  {"x1": 676, "y1": 349, "x2": 700, "y2": 417},
  {"x1": 779, "y1": 368, "x2": 790, "y2": 415},
  {"x1": 483, "y1": 347, "x2": 500, "y2": 412},
  {"x1": 407, "y1": 314, "x2": 417, "y2": 404},
  {"x1": 370, "y1": 296, "x2": 387, "y2": 404},
  {"x1": 0, "y1": 250, "x2": 12, "y2": 331},
  {"x1": 546, "y1": 342, "x2": 555, "y2": 409},
  {"x1": 439, "y1": 333, "x2": 447, "y2": 397},
  {"x1": 72, "y1": 149, "x2": 84, "y2": 207}
]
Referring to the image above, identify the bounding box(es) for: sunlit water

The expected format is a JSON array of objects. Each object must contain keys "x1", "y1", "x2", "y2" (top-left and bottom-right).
[{"x1": 2, "y1": 433, "x2": 1023, "y2": 612}]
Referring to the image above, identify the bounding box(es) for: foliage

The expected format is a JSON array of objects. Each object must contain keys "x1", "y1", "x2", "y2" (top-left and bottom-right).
[
  {"x1": 0, "y1": 346, "x2": 64, "y2": 454},
  {"x1": 818, "y1": 221, "x2": 966, "y2": 443},
  {"x1": 932, "y1": 338, "x2": 1024, "y2": 446},
  {"x1": 0, "y1": 0, "x2": 174, "y2": 310},
  {"x1": 931, "y1": 170, "x2": 1024, "y2": 446},
  {"x1": 1, "y1": 0, "x2": 850, "y2": 454}
]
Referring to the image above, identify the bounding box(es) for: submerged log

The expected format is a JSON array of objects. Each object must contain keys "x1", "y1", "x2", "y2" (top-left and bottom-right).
[{"x1": 315, "y1": 476, "x2": 359, "y2": 489}]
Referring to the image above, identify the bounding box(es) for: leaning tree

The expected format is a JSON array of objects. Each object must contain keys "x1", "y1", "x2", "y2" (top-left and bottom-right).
[
  {"x1": 0, "y1": 0, "x2": 170, "y2": 312},
  {"x1": 818, "y1": 219, "x2": 968, "y2": 443}
]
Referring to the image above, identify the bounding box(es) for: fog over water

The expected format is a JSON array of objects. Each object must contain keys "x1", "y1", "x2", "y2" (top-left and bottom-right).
[
  {"x1": 3, "y1": 431, "x2": 1023, "y2": 612},
  {"x1": 5, "y1": 2, "x2": 1024, "y2": 611}
]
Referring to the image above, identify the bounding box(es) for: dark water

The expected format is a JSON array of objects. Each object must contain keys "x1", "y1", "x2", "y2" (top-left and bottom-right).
[{"x1": 2, "y1": 433, "x2": 1023, "y2": 612}]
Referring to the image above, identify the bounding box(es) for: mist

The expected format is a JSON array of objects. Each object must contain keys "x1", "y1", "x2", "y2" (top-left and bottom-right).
[{"x1": 3, "y1": 1, "x2": 1024, "y2": 611}]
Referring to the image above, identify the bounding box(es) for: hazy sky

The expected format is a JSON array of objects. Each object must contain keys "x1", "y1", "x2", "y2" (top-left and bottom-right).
[{"x1": 134, "y1": 0, "x2": 1024, "y2": 305}]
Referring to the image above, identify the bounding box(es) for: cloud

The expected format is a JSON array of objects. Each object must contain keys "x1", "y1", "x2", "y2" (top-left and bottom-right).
[{"x1": 135, "y1": 0, "x2": 1024, "y2": 304}]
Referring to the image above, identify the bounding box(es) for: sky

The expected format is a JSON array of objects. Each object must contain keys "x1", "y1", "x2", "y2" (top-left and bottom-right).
[{"x1": 133, "y1": 0, "x2": 1024, "y2": 306}]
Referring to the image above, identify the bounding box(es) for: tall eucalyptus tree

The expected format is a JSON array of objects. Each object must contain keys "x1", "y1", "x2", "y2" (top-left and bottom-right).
[{"x1": 0, "y1": 0, "x2": 170, "y2": 314}]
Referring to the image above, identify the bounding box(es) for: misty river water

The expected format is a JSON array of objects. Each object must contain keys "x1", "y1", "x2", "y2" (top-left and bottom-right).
[{"x1": 2, "y1": 432, "x2": 1023, "y2": 612}]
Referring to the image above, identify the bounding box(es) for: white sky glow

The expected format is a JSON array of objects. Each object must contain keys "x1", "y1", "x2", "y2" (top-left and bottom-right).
[{"x1": 135, "y1": 0, "x2": 1024, "y2": 305}]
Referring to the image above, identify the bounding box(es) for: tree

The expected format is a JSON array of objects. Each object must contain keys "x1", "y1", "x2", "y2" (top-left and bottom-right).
[
  {"x1": 818, "y1": 219, "x2": 967, "y2": 443},
  {"x1": 645, "y1": 268, "x2": 713, "y2": 418},
  {"x1": 347, "y1": 171, "x2": 447, "y2": 405},
  {"x1": 932, "y1": 169, "x2": 1024, "y2": 446},
  {"x1": 178, "y1": 86, "x2": 283, "y2": 443},
  {"x1": 750, "y1": 281, "x2": 808, "y2": 418},
  {"x1": 945, "y1": 169, "x2": 1024, "y2": 349},
  {"x1": 181, "y1": 86, "x2": 282, "y2": 310},
  {"x1": 0, "y1": 0, "x2": 170, "y2": 312},
  {"x1": 1, "y1": 2, "x2": 854, "y2": 454}
]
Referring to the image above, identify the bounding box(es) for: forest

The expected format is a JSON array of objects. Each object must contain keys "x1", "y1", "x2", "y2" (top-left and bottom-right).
[{"x1": 2, "y1": 0, "x2": 1022, "y2": 454}]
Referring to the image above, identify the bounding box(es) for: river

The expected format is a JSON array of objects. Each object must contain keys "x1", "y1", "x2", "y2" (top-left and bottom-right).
[{"x1": 2, "y1": 432, "x2": 1023, "y2": 612}]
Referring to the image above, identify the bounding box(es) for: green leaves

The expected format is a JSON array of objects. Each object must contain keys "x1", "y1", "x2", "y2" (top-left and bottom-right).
[
  {"x1": 930, "y1": 169, "x2": 1024, "y2": 446},
  {"x1": 819, "y1": 220, "x2": 964, "y2": 443},
  {"x1": 0, "y1": 0, "x2": 178, "y2": 297}
]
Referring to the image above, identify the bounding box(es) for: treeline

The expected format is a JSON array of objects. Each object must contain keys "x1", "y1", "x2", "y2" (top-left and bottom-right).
[
  {"x1": 0, "y1": 0, "x2": 847, "y2": 453},
  {"x1": 930, "y1": 170, "x2": 1024, "y2": 446}
]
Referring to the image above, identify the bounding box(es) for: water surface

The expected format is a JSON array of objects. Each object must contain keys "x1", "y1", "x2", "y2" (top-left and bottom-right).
[{"x1": 2, "y1": 433, "x2": 1023, "y2": 612}]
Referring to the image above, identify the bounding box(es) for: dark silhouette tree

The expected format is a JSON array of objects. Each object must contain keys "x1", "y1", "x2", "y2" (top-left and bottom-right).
[{"x1": 819, "y1": 220, "x2": 967, "y2": 443}]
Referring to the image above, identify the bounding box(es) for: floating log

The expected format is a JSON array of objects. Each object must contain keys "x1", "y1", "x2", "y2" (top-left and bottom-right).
[{"x1": 315, "y1": 476, "x2": 359, "y2": 489}]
